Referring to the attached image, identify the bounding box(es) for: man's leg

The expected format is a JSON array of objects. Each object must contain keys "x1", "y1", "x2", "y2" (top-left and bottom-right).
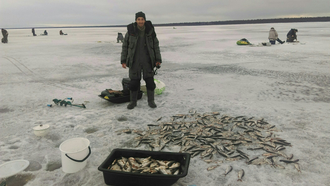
[
  {"x1": 127, "y1": 79, "x2": 140, "y2": 109},
  {"x1": 3, "y1": 36, "x2": 8, "y2": 43},
  {"x1": 286, "y1": 36, "x2": 294, "y2": 42},
  {"x1": 128, "y1": 66, "x2": 142, "y2": 109},
  {"x1": 277, "y1": 38, "x2": 284, "y2": 44},
  {"x1": 144, "y1": 77, "x2": 156, "y2": 108}
]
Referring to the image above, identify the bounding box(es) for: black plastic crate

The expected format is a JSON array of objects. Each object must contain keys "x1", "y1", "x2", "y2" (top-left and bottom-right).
[{"x1": 98, "y1": 148, "x2": 191, "y2": 186}]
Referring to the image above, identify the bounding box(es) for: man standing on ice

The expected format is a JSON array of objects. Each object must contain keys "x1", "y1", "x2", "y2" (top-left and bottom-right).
[
  {"x1": 1, "y1": 29, "x2": 8, "y2": 43},
  {"x1": 120, "y1": 11, "x2": 162, "y2": 109},
  {"x1": 32, "y1": 28, "x2": 36, "y2": 36}
]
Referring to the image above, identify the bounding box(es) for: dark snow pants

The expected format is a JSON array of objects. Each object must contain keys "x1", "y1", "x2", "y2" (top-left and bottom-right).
[
  {"x1": 269, "y1": 38, "x2": 284, "y2": 44},
  {"x1": 128, "y1": 33, "x2": 156, "y2": 91},
  {"x1": 1, "y1": 37, "x2": 7, "y2": 43},
  {"x1": 286, "y1": 35, "x2": 296, "y2": 42}
]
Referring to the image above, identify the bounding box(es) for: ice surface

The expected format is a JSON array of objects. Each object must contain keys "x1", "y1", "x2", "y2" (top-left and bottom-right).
[{"x1": 0, "y1": 22, "x2": 330, "y2": 185}]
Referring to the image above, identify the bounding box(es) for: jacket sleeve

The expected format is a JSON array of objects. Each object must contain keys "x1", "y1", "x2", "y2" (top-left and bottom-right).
[
  {"x1": 153, "y1": 34, "x2": 162, "y2": 63},
  {"x1": 287, "y1": 30, "x2": 292, "y2": 37},
  {"x1": 120, "y1": 32, "x2": 129, "y2": 64}
]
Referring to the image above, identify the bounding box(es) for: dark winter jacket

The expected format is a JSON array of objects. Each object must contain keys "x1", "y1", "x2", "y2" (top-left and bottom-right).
[
  {"x1": 120, "y1": 21, "x2": 162, "y2": 69},
  {"x1": 117, "y1": 33, "x2": 124, "y2": 40},
  {"x1": 1, "y1": 29, "x2": 8, "y2": 37},
  {"x1": 287, "y1": 29, "x2": 297, "y2": 39}
]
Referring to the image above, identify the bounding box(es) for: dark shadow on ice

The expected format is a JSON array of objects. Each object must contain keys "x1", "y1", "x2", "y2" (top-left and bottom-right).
[
  {"x1": 5, "y1": 173, "x2": 36, "y2": 186},
  {"x1": 46, "y1": 161, "x2": 62, "y2": 171},
  {"x1": 25, "y1": 160, "x2": 42, "y2": 171}
]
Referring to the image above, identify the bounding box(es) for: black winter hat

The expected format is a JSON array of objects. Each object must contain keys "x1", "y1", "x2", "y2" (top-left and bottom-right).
[{"x1": 135, "y1": 11, "x2": 146, "y2": 20}]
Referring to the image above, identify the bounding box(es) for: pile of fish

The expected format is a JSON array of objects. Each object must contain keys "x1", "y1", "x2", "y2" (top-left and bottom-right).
[
  {"x1": 108, "y1": 156, "x2": 181, "y2": 175},
  {"x1": 117, "y1": 110, "x2": 301, "y2": 181}
]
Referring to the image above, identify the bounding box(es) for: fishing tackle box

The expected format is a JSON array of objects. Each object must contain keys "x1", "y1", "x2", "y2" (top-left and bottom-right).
[{"x1": 98, "y1": 148, "x2": 191, "y2": 186}]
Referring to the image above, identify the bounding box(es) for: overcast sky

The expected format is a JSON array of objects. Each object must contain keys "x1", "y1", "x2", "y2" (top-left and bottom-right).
[{"x1": 0, "y1": 0, "x2": 329, "y2": 28}]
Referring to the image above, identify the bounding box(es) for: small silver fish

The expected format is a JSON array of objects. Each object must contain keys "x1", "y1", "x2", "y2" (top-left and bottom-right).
[
  {"x1": 169, "y1": 162, "x2": 180, "y2": 169},
  {"x1": 279, "y1": 159, "x2": 299, "y2": 164},
  {"x1": 173, "y1": 169, "x2": 180, "y2": 175},
  {"x1": 274, "y1": 164, "x2": 285, "y2": 169},
  {"x1": 110, "y1": 163, "x2": 122, "y2": 171},
  {"x1": 225, "y1": 157, "x2": 241, "y2": 161},
  {"x1": 150, "y1": 162, "x2": 159, "y2": 168},
  {"x1": 294, "y1": 163, "x2": 301, "y2": 173},
  {"x1": 237, "y1": 169, "x2": 244, "y2": 182},
  {"x1": 224, "y1": 165, "x2": 233, "y2": 176},
  {"x1": 117, "y1": 157, "x2": 127, "y2": 168},
  {"x1": 204, "y1": 159, "x2": 213, "y2": 163},
  {"x1": 156, "y1": 166, "x2": 172, "y2": 175},
  {"x1": 207, "y1": 164, "x2": 219, "y2": 171},
  {"x1": 122, "y1": 161, "x2": 131, "y2": 172},
  {"x1": 128, "y1": 157, "x2": 141, "y2": 170}
]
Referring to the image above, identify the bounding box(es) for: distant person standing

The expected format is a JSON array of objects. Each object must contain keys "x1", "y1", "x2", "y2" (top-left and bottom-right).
[
  {"x1": 1, "y1": 29, "x2": 8, "y2": 43},
  {"x1": 268, "y1": 27, "x2": 285, "y2": 44},
  {"x1": 286, "y1": 28, "x2": 298, "y2": 42},
  {"x1": 117, "y1": 32, "x2": 124, "y2": 43},
  {"x1": 44, "y1": 30, "x2": 48, "y2": 35},
  {"x1": 32, "y1": 28, "x2": 37, "y2": 36},
  {"x1": 121, "y1": 11, "x2": 162, "y2": 109}
]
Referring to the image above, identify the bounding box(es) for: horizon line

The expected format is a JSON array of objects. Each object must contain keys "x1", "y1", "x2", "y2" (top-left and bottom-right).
[{"x1": 3, "y1": 16, "x2": 330, "y2": 30}]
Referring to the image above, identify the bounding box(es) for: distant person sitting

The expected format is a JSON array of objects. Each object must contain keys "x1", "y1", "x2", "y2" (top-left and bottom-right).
[
  {"x1": 32, "y1": 28, "x2": 37, "y2": 36},
  {"x1": 59, "y1": 30, "x2": 67, "y2": 35},
  {"x1": 268, "y1": 27, "x2": 284, "y2": 44},
  {"x1": 117, "y1": 32, "x2": 124, "y2": 43},
  {"x1": 1, "y1": 28, "x2": 8, "y2": 43},
  {"x1": 44, "y1": 30, "x2": 48, "y2": 36},
  {"x1": 286, "y1": 29, "x2": 298, "y2": 42}
]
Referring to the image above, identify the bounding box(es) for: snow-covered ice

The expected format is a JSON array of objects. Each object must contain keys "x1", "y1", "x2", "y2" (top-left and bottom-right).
[{"x1": 1, "y1": 22, "x2": 330, "y2": 186}]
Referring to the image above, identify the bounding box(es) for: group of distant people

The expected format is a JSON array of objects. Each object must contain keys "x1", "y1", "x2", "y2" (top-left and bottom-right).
[
  {"x1": 2, "y1": 26, "x2": 298, "y2": 45},
  {"x1": 31, "y1": 28, "x2": 66, "y2": 36},
  {"x1": 268, "y1": 27, "x2": 298, "y2": 44},
  {"x1": 2, "y1": 28, "x2": 69, "y2": 44},
  {"x1": 32, "y1": 28, "x2": 48, "y2": 36}
]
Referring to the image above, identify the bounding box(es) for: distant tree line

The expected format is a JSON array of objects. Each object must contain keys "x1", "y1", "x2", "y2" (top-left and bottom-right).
[
  {"x1": 153, "y1": 17, "x2": 330, "y2": 27},
  {"x1": 10, "y1": 16, "x2": 330, "y2": 29}
]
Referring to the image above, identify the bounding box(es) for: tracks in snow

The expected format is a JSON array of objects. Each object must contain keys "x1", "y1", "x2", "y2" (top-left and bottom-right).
[{"x1": 3, "y1": 56, "x2": 35, "y2": 76}]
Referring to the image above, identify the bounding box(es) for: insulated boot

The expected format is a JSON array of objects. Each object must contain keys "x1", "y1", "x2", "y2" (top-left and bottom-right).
[
  {"x1": 127, "y1": 91, "x2": 138, "y2": 109},
  {"x1": 147, "y1": 90, "x2": 157, "y2": 108}
]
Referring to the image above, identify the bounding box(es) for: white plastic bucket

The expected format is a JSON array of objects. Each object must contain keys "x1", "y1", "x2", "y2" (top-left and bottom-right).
[{"x1": 59, "y1": 137, "x2": 91, "y2": 173}]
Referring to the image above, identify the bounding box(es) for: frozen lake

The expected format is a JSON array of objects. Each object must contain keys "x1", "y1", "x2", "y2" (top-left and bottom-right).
[{"x1": 1, "y1": 22, "x2": 330, "y2": 186}]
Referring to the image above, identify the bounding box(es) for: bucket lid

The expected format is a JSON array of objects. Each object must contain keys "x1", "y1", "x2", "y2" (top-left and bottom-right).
[
  {"x1": 33, "y1": 124, "x2": 50, "y2": 131},
  {"x1": 0, "y1": 160, "x2": 30, "y2": 178}
]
